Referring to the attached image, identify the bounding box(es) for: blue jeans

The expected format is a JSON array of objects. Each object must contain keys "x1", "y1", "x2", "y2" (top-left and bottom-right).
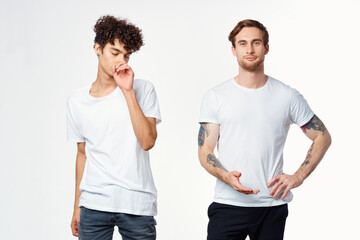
[{"x1": 78, "y1": 207, "x2": 156, "y2": 240}]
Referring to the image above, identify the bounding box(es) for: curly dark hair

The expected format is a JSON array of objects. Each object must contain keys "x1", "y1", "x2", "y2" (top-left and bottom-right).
[{"x1": 94, "y1": 15, "x2": 144, "y2": 53}]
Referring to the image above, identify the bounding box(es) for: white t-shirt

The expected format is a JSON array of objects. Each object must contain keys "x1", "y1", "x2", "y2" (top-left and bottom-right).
[
  {"x1": 66, "y1": 79, "x2": 161, "y2": 216},
  {"x1": 199, "y1": 76, "x2": 314, "y2": 207}
]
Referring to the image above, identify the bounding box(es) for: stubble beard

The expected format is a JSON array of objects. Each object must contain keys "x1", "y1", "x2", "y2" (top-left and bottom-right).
[{"x1": 239, "y1": 56, "x2": 264, "y2": 72}]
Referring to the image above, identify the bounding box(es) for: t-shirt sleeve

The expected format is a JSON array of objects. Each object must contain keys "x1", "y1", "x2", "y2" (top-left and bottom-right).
[
  {"x1": 289, "y1": 88, "x2": 314, "y2": 127},
  {"x1": 66, "y1": 98, "x2": 85, "y2": 142},
  {"x1": 142, "y1": 82, "x2": 161, "y2": 124},
  {"x1": 199, "y1": 89, "x2": 219, "y2": 124}
]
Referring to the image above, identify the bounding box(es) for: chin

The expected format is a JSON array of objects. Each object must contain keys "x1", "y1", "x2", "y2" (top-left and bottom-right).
[
  {"x1": 242, "y1": 63, "x2": 260, "y2": 72},
  {"x1": 241, "y1": 59, "x2": 264, "y2": 72}
]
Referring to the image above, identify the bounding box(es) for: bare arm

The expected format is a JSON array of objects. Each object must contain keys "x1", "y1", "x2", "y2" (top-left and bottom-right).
[
  {"x1": 70, "y1": 142, "x2": 86, "y2": 237},
  {"x1": 198, "y1": 122, "x2": 259, "y2": 194},
  {"x1": 268, "y1": 114, "x2": 332, "y2": 199},
  {"x1": 122, "y1": 90, "x2": 157, "y2": 151},
  {"x1": 113, "y1": 62, "x2": 157, "y2": 151}
]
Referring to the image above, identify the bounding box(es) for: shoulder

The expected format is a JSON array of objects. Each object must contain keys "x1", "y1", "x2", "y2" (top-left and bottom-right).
[
  {"x1": 133, "y1": 79, "x2": 155, "y2": 92},
  {"x1": 67, "y1": 84, "x2": 90, "y2": 105},
  {"x1": 268, "y1": 76, "x2": 299, "y2": 98},
  {"x1": 204, "y1": 79, "x2": 234, "y2": 97},
  {"x1": 213, "y1": 79, "x2": 234, "y2": 92},
  {"x1": 268, "y1": 76, "x2": 292, "y2": 91},
  {"x1": 133, "y1": 79, "x2": 158, "y2": 101}
]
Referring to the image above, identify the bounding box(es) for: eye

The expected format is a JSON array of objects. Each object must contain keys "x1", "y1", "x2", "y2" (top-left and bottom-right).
[
  {"x1": 111, "y1": 53, "x2": 118, "y2": 56},
  {"x1": 240, "y1": 42, "x2": 246, "y2": 46},
  {"x1": 254, "y1": 41, "x2": 260, "y2": 45}
]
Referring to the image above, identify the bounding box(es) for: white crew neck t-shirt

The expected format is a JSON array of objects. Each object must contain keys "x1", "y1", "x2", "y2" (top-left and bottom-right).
[
  {"x1": 199, "y1": 76, "x2": 314, "y2": 207},
  {"x1": 66, "y1": 79, "x2": 161, "y2": 216}
]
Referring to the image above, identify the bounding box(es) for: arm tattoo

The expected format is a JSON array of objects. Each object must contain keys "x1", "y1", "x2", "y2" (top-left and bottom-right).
[
  {"x1": 301, "y1": 115, "x2": 327, "y2": 135},
  {"x1": 301, "y1": 142, "x2": 314, "y2": 166},
  {"x1": 198, "y1": 123, "x2": 208, "y2": 147},
  {"x1": 207, "y1": 154, "x2": 226, "y2": 171}
]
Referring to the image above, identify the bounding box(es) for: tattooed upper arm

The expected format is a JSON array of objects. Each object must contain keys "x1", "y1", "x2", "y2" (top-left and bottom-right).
[
  {"x1": 301, "y1": 114, "x2": 327, "y2": 140},
  {"x1": 198, "y1": 123, "x2": 208, "y2": 147},
  {"x1": 198, "y1": 123, "x2": 223, "y2": 170},
  {"x1": 198, "y1": 122, "x2": 219, "y2": 150}
]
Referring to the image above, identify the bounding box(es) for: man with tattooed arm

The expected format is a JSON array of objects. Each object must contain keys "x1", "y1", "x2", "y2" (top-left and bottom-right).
[{"x1": 198, "y1": 19, "x2": 331, "y2": 240}]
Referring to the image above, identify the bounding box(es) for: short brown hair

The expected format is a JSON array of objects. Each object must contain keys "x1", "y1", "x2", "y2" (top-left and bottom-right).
[
  {"x1": 228, "y1": 19, "x2": 269, "y2": 47},
  {"x1": 94, "y1": 15, "x2": 144, "y2": 53}
]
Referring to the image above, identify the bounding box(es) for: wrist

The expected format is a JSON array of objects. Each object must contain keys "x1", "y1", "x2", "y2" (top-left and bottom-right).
[
  {"x1": 121, "y1": 88, "x2": 135, "y2": 96},
  {"x1": 293, "y1": 172, "x2": 305, "y2": 185},
  {"x1": 73, "y1": 202, "x2": 80, "y2": 209},
  {"x1": 221, "y1": 171, "x2": 231, "y2": 185}
]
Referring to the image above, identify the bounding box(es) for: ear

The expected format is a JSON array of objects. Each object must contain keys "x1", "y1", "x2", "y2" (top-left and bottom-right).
[
  {"x1": 94, "y1": 43, "x2": 102, "y2": 56},
  {"x1": 264, "y1": 44, "x2": 269, "y2": 55},
  {"x1": 231, "y1": 45, "x2": 236, "y2": 56}
]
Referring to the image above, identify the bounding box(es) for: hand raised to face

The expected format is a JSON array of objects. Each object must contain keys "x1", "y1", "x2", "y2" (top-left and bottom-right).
[{"x1": 112, "y1": 61, "x2": 134, "y2": 92}]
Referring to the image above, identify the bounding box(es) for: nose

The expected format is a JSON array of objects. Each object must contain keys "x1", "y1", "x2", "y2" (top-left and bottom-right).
[
  {"x1": 246, "y1": 44, "x2": 254, "y2": 54},
  {"x1": 117, "y1": 54, "x2": 126, "y2": 62}
]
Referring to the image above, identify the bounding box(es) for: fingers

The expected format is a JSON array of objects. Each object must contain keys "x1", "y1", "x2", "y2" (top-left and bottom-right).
[
  {"x1": 269, "y1": 174, "x2": 296, "y2": 199},
  {"x1": 112, "y1": 63, "x2": 132, "y2": 77},
  {"x1": 233, "y1": 171, "x2": 241, "y2": 178},
  {"x1": 269, "y1": 179, "x2": 282, "y2": 196},
  {"x1": 70, "y1": 221, "x2": 79, "y2": 237},
  {"x1": 237, "y1": 188, "x2": 260, "y2": 195},
  {"x1": 267, "y1": 175, "x2": 280, "y2": 187},
  {"x1": 116, "y1": 65, "x2": 130, "y2": 72},
  {"x1": 253, "y1": 189, "x2": 260, "y2": 194},
  {"x1": 281, "y1": 187, "x2": 291, "y2": 200},
  {"x1": 230, "y1": 171, "x2": 259, "y2": 195},
  {"x1": 114, "y1": 62, "x2": 130, "y2": 71},
  {"x1": 272, "y1": 182, "x2": 286, "y2": 198},
  {"x1": 114, "y1": 61, "x2": 127, "y2": 69},
  {"x1": 234, "y1": 184, "x2": 253, "y2": 193}
]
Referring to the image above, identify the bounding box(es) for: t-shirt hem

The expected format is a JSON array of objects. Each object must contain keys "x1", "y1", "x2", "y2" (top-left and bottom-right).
[
  {"x1": 198, "y1": 118, "x2": 219, "y2": 124},
  {"x1": 79, "y1": 203, "x2": 157, "y2": 216},
  {"x1": 144, "y1": 114, "x2": 161, "y2": 124},
  {"x1": 297, "y1": 111, "x2": 315, "y2": 127},
  {"x1": 213, "y1": 198, "x2": 291, "y2": 207},
  {"x1": 67, "y1": 137, "x2": 85, "y2": 143}
]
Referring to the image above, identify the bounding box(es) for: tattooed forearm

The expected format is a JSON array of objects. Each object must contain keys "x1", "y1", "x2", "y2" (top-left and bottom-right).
[
  {"x1": 301, "y1": 142, "x2": 314, "y2": 166},
  {"x1": 301, "y1": 115, "x2": 327, "y2": 136},
  {"x1": 198, "y1": 123, "x2": 208, "y2": 147},
  {"x1": 207, "y1": 154, "x2": 226, "y2": 171}
]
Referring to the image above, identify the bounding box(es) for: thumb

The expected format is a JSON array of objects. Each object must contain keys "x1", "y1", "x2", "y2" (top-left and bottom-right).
[{"x1": 232, "y1": 171, "x2": 241, "y2": 178}]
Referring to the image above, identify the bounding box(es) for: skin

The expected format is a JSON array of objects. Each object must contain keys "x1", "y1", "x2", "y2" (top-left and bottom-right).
[
  {"x1": 231, "y1": 27, "x2": 269, "y2": 89},
  {"x1": 70, "y1": 142, "x2": 86, "y2": 237},
  {"x1": 198, "y1": 26, "x2": 332, "y2": 200},
  {"x1": 268, "y1": 115, "x2": 331, "y2": 200},
  {"x1": 198, "y1": 123, "x2": 260, "y2": 194},
  {"x1": 70, "y1": 38, "x2": 157, "y2": 236}
]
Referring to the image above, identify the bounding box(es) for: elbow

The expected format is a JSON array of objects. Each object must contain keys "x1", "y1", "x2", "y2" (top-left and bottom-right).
[
  {"x1": 317, "y1": 131, "x2": 332, "y2": 150},
  {"x1": 142, "y1": 143, "x2": 154, "y2": 151},
  {"x1": 140, "y1": 137, "x2": 156, "y2": 151},
  {"x1": 198, "y1": 151, "x2": 207, "y2": 168},
  {"x1": 326, "y1": 133, "x2": 332, "y2": 148}
]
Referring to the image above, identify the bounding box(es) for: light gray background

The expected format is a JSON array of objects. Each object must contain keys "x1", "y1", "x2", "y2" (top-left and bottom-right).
[{"x1": 1, "y1": 0, "x2": 359, "y2": 239}]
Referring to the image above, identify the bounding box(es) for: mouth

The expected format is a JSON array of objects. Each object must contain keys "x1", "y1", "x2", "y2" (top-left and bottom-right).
[{"x1": 244, "y1": 56, "x2": 256, "y2": 61}]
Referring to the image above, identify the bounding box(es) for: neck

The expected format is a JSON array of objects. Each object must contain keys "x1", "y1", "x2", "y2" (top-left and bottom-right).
[
  {"x1": 235, "y1": 64, "x2": 267, "y2": 89},
  {"x1": 92, "y1": 65, "x2": 117, "y2": 91}
]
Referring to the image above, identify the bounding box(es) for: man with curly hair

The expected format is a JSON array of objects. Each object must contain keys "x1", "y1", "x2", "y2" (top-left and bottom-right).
[
  {"x1": 198, "y1": 19, "x2": 332, "y2": 239},
  {"x1": 67, "y1": 15, "x2": 160, "y2": 240}
]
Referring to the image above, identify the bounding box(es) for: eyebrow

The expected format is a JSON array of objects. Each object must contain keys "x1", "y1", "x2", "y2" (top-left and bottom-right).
[
  {"x1": 237, "y1": 39, "x2": 263, "y2": 43},
  {"x1": 110, "y1": 47, "x2": 132, "y2": 55}
]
